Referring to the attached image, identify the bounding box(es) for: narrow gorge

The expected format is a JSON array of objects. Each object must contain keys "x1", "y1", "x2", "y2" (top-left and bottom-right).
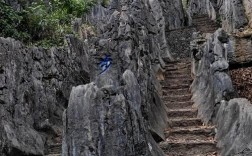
[{"x1": 0, "y1": 0, "x2": 252, "y2": 156}]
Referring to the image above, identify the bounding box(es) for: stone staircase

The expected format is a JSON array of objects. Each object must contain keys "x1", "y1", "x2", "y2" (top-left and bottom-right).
[
  {"x1": 192, "y1": 15, "x2": 220, "y2": 33},
  {"x1": 45, "y1": 136, "x2": 62, "y2": 156},
  {"x1": 159, "y1": 60, "x2": 219, "y2": 156}
]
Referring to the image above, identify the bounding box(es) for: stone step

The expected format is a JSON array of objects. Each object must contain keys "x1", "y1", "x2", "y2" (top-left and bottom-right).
[
  {"x1": 167, "y1": 108, "x2": 197, "y2": 118},
  {"x1": 162, "y1": 83, "x2": 190, "y2": 89},
  {"x1": 165, "y1": 63, "x2": 190, "y2": 68},
  {"x1": 161, "y1": 81, "x2": 192, "y2": 88},
  {"x1": 195, "y1": 23, "x2": 219, "y2": 28},
  {"x1": 165, "y1": 101, "x2": 194, "y2": 109},
  {"x1": 165, "y1": 65, "x2": 189, "y2": 71},
  {"x1": 164, "y1": 69, "x2": 191, "y2": 75},
  {"x1": 162, "y1": 88, "x2": 190, "y2": 96},
  {"x1": 164, "y1": 126, "x2": 215, "y2": 138},
  {"x1": 169, "y1": 118, "x2": 202, "y2": 127},
  {"x1": 164, "y1": 72, "x2": 191, "y2": 78},
  {"x1": 160, "y1": 140, "x2": 218, "y2": 156},
  {"x1": 48, "y1": 143, "x2": 61, "y2": 154},
  {"x1": 162, "y1": 94, "x2": 192, "y2": 102}
]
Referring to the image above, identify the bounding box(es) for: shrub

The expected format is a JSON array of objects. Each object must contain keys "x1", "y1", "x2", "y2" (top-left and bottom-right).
[{"x1": 0, "y1": 0, "x2": 97, "y2": 47}]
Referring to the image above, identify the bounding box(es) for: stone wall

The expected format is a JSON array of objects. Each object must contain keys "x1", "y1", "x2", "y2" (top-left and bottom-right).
[{"x1": 0, "y1": 36, "x2": 89, "y2": 156}]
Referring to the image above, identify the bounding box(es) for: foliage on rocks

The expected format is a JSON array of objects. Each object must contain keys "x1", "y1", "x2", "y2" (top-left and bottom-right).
[{"x1": 0, "y1": 0, "x2": 96, "y2": 47}]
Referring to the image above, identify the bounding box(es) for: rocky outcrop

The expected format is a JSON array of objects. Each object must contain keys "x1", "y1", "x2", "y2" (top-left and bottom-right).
[
  {"x1": 216, "y1": 98, "x2": 252, "y2": 156},
  {"x1": 62, "y1": 0, "x2": 176, "y2": 155},
  {"x1": 190, "y1": 28, "x2": 252, "y2": 155},
  {"x1": 187, "y1": 0, "x2": 252, "y2": 33},
  {"x1": 0, "y1": 36, "x2": 89, "y2": 155},
  {"x1": 188, "y1": 0, "x2": 216, "y2": 20},
  {"x1": 63, "y1": 71, "x2": 165, "y2": 156},
  {"x1": 243, "y1": 0, "x2": 252, "y2": 28},
  {"x1": 219, "y1": 0, "x2": 248, "y2": 33},
  {"x1": 159, "y1": 0, "x2": 187, "y2": 31},
  {"x1": 190, "y1": 29, "x2": 236, "y2": 124}
]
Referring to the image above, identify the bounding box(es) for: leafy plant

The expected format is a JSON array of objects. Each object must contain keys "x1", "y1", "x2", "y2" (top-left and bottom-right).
[
  {"x1": 0, "y1": 0, "x2": 97, "y2": 47},
  {"x1": 0, "y1": 2, "x2": 30, "y2": 41}
]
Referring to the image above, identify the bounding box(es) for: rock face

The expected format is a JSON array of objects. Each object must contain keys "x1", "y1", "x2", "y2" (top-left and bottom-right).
[
  {"x1": 190, "y1": 29, "x2": 236, "y2": 124},
  {"x1": 61, "y1": 0, "x2": 181, "y2": 155},
  {"x1": 63, "y1": 72, "x2": 165, "y2": 156},
  {"x1": 190, "y1": 29, "x2": 252, "y2": 155},
  {"x1": 188, "y1": 0, "x2": 216, "y2": 20},
  {"x1": 219, "y1": 0, "x2": 248, "y2": 33},
  {"x1": 159, "y1": 0, "x2": 187, "y2": 31},
  {"x1": 216, "y1": 98, "x2": 252, "y2": 156},
  {"x1": 243, "y1": 0, "x2": 252, "y2": 28},
  {"x1": 0, "y1": 36, "x2": 89, "y2": 155},
  {"x1": 187, "y1": 0, "x2": 252, "y2": 33}
]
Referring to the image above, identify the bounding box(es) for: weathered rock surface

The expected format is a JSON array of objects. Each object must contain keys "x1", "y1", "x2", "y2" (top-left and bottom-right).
[
  {"x1": 216, "y1": 98, "x2": 252, "y2": 156},
  {"x1": 0, "y1": 36, "x2": 89, "y2": 155},
  {"x1": 187, "y1": 0, "x2": 252, "y2": 33},
  {"x1": 159, "y1": 0, "x2": 187, "y2": 31},
  {"x1": 188, "y1": 0, "x2": 216, "y2": 20},
  {"x1": 243, "y1": 0, "x2": 252, "y2": 28},
  {"x1": 63, "y1": 71, "x2": 165, "y2": 156},
  {"x1": 190, "y1": 29, "x2": 236, "y2": 124},
  {"x1": 62, "y1": 0, "x2": 174, "y2": 155},
  {"x1": 219, "y1": 0, "x2": 248, "y2": 33}
]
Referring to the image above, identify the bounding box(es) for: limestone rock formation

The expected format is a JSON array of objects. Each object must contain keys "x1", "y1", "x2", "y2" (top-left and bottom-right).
[
  {"x1": 187, "y1": 0, "x2": 251, "y2": 33},
  {"x1": 61, "y1": 0, "x2": 178, "y2": 155},
  {"x1": 0, "y1": 36, "x2": 89, "y2": 155},
  {"x1": 190, "y1": 29, "x2": 236, "y2": 124},
  {"x1": 219, "y1": 0, "x2": 248, "y2": 33},
  {"x1": 188, "y1": 0, "x2": 216, "y2": 20},
  {"x1": 159, "y1": 0, "x2": 187, "y2": 31},
  {"x1": 62, "y1": 71, "x2": 165, "y2": 156},
  {"x1": 216, "y1": 98, "x2": 252, "y2": 156}
]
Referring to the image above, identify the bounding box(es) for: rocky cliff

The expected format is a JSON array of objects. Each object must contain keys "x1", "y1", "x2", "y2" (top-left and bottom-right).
[
  {"x1": 0, "y1": 36, "x2": 89, "y2": 155},
  {"x1": 0, "y1": 0, "x2": 189, "y2": 155},
  {"x1": 62, "y1": 0, "x2": 183, "y2": 155},
  {"x1": 1, "y1": 0, "x2": 252, "y2": 156}
]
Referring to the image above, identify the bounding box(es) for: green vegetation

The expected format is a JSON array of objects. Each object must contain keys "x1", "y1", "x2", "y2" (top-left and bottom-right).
[
  {"x1": 182, "y1": 0, "x2": 189, "y2": 9},
  {"x1": 0, "y1": 0, "x2": 96, "y2": 47}
]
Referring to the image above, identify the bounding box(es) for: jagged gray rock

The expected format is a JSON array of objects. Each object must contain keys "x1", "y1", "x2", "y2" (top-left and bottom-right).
[
  {"x1": 188, "y1": 0, "x2": 216, "y2": 20},
  {"x1": 187, "y1": 0, "x2": 251, "y2": 33},
  {"x1": 190, "y1": 29, "x2": 236, "y2": 124},
  {"x1": 62, "y1": 0, "x2": 176, "y2": 155},
  {"x1": 0, "y1": 36, "x2": 89, "y2": 155},
  {"x1": 159, "y1": 0, "x2": 186, "y2": 31},
  {"x1": 216, "y1": 98, "x2": 252, "y2": 156},
  {"x1": 63, "y1": 70, "x2": 165, "y2": 156},
  {"x1": 219, "y1": 0, "x2": 248, "y2": 33}
]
